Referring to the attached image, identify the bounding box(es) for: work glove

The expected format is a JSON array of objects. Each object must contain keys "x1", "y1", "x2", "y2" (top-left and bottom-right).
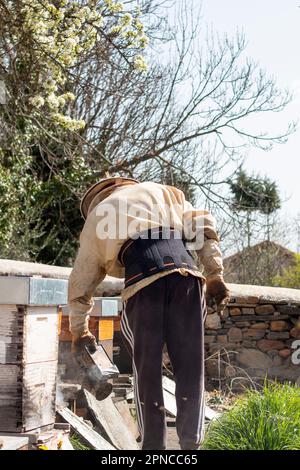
[
  {"x1": 206, "y1": 274, "x2": 230, "y2": 315},
  {"x1": 71, "y1": 331, "x2": 97, "y2": 366}
]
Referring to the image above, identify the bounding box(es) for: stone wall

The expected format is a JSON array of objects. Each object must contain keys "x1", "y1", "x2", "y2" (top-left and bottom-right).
[
  {"x1": 205, "y1": 284, "x2": 300, "y2": 387},
  {"x1": 2, "y1": 259, "x2": 299, "y2": 387}
]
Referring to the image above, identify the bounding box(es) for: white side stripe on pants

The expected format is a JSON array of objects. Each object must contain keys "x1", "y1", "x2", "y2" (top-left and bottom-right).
[
  {"x1": 120, "y1": 302, "x2": 145, "y2": 442},
  {"x1": 196, "y1": 279, "x2": 206, "y2": 443},
  {"x1": 120, "y1": 308, "x2": 144, "y2": 441},
  {"x1": 120, "y1": 315, "x2": 142, "y2": 434}
]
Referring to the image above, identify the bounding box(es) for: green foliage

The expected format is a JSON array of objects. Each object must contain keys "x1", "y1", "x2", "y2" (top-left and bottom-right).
[
  {"x1": 230, "y1": 169, "x2": 281, "y2": 214},
  {"x1": 0, "y1": 0, "x2": 148, "y2": 265},
  {"x1": 0, "y1": 142, "x2": 89, "y2": 263},
  {"x1": 229, "y1": 168, "x2": 281, "y2": 247},
  {"x1": 69, "y1": 433, "x2": 91, "y2": 450},
  {"x1": 1, "y1": 1, "x2": 147, "y2": 130},
  {"x1": 202, "y1": 383, "x2": 300, "y2": 450},
  {"x1": 273, "y1": 253, "x2": 300, "y2": 289}
]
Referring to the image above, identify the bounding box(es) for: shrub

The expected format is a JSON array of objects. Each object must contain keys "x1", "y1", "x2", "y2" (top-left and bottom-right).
[{"x1": 202, "y1": 383, "x2": 300, "y2": 450}]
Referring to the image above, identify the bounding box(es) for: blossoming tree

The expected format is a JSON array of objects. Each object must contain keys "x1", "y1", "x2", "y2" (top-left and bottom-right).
[
  {"x1": 1, "y1": 0, "x2": 148, "y2": 130},
  {"x1": 0, "y1": 0, "x2": 148, "y2": 261}
]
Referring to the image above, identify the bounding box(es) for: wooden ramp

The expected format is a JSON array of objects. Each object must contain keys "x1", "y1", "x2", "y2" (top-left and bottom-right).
[{"x1": 83, "y1": 390, "x2": 139, "y2": 450}]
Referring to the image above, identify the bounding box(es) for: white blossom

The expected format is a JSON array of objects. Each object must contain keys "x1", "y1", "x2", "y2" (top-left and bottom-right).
[
  {"x1": 134, "y1": 55, "x2": 148, "y2": 72},
  {"x1": 29, "y1": 96, "x2": 45, "y2": 108}
]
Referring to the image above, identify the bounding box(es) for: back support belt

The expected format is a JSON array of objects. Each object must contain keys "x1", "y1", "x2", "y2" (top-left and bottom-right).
[{"x1": 118, "y1": 227, "x2": 199, "y2": 288}]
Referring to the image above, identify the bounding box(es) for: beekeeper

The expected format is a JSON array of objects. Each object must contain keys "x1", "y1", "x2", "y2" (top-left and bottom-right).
[{"x1": 68, "y1": 176, "x2": 229, "y2": 450}]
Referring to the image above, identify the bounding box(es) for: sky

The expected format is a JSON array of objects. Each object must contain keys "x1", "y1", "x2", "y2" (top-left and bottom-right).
[{"x1": 201, "y1": 0, "x2": 300, "y2": 222}]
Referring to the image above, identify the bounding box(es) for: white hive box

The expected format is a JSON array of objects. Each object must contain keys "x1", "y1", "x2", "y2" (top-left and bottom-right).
[{"x1": 0, "y1": 275, "x2": 68, "y2": 432}]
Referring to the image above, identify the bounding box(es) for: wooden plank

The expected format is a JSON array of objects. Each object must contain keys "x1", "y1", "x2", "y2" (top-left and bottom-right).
[
  {"x1": 125, "y1": 377, "x2": 178, "y2": 417},
  {"x1": 162, "y1": 376, "x2": 175, "y2": 395},
  {"x1": 24, "y1": 307, "x2": 59, "y2": 363},
  {"x1": 162, "y1": 376, "x2": 177, "y2": 416},
  {"x1": 83, "y1": 390, "x2": 139, "y2": 450},
  {"x1": 57, "y1": 407, "x2": 114, "y2": 450},
  {"x1": 163, "y1": 389, "x2": 177, "y2": 416},
  {"x1": 162, "y1": 376, "x2": 220, "y2": 421},
  {"x1": 23, "y1": 361, "x2": 58, "y2": 432},
  {"x1": 114, "y1": 400, "x2": 139, "y2": 439}
]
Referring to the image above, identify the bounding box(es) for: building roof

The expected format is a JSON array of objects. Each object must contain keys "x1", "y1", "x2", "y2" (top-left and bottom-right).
[{"x1": 223, "y1": 241, "x2": 297, "y2": 284}]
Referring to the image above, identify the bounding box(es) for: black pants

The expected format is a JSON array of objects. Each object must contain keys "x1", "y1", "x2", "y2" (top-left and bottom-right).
[{"x1": 120, "y1": 272, "x2": 207, "y2": 450}]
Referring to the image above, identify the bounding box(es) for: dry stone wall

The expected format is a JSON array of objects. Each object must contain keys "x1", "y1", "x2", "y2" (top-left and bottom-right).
[
  {"x1": 2, "y1": 260, "x2": 299, "y2": 386},
  {"x1": 205, "y1": 284, "x2": 300, "y2": 386}
]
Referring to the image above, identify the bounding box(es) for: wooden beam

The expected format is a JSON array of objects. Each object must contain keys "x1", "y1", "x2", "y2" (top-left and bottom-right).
[
  {"x1": 57, "y1": 407, "x2": 114, "y2": 450},
  {"x1": 163, "y1": 389, "x2": 177, "y2": 417},
  {"x1": 82, "y1": 390, "x2": 139, "y2": 450},
  {"x1": 162, "y1": 376, "x2": 221, "y2": 421},
  {"x1": 114, "y1": 400, "x2": 139, "y2": 439}
]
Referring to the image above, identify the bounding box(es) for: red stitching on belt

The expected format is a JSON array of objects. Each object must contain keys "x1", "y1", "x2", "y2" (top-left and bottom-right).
[
  {"x1": 125, "y1": 272, "x2": 144, "y2": 283},
  {"x1": 125, "y1": 262, "x2": 177, "y2": 285}
]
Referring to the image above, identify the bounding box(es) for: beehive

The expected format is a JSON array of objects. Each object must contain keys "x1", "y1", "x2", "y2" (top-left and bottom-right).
[{"x1": 0, "y1": 275, "x2": 68, "y2": 432}]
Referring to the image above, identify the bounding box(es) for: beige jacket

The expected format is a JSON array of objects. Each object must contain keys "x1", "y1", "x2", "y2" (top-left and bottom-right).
[{"x1": 68, "y1": 181, "x2": 224, "y2": 337}]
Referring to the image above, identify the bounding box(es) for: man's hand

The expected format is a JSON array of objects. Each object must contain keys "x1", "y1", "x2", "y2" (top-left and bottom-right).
[
  {"x1": 72, "y1": 331, "x2": 97, "y2": 366},
  {"x1": 206, "y1": 274, "x2": 230, "y2": 314}
]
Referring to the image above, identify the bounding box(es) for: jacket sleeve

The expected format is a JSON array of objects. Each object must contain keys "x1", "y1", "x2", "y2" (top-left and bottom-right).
[
  {"x1": 183, "y1": 199, "x2": 224, "y2": 278},
  {"x1": 68, "y1": 227, "x2": 106, "y2": 339}
]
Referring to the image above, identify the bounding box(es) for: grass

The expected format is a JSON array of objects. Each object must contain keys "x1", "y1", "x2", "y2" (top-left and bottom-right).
[
  {"x1": 69, "y1": 433, "x2": 91, "y2": 450},
  {"x1": 202, "y1": 382, "x2": 300, "y2": 450}
]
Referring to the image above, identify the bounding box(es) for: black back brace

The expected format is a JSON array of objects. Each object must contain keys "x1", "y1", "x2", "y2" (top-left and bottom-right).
[{"x1": 118, "y1": 227, "x2": 199, "y2": 288}]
